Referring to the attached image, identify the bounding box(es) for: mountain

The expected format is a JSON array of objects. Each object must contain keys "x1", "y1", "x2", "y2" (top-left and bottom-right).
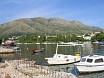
[{"x1": 0, "y1": 17, "x2": 103, "y2": 36}]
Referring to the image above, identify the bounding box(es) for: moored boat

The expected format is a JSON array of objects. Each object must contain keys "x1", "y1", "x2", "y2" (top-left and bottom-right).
[
  {"x1": 1, "y1": 39, "x2": 21, "y2": 52},
  {"x1": 99, "y1": 41, "x2": 104, "y2": 46},
  {"x1": 12, "y1": 46, "x2": 21, "y2": 52},
  {"x1": 74, "y1": 55, "x2": 104, "y2": 73},
  {"x1": 32, "y1": 48, "x2": 44, "y2": 53},
  {"x1": 45, "y1": 43, "x2": 83, "y2": 65},
  {"x1": 45, "y1": 54, "x2": 81, "y2": 65}
]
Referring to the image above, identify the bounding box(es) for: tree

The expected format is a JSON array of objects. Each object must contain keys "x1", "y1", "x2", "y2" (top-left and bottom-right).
[{"x1": 91, "y1": 32, "x2": 104, "y2": 42}]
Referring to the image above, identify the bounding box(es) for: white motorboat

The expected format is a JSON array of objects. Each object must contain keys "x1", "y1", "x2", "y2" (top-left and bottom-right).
[
  {"x1": 45, "y1": 43, "x2": 83, "y2": 65},
  {"x1": 74, "y1": 55, "x2": 104, "y2": 73},
  {"x1": 12, "y1": 46, "x2": 21, "y2": 52}
]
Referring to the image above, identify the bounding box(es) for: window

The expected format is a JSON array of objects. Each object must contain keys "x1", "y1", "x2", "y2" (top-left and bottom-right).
[
  {"x1": 80, "y1": 58, "x2": 86, "y2": 62},
  {"x1": 95, "y1": 58, "x2": 103, "y2": 63},
  {"x1": 87, "y1": 59, "x2": 93, "y2": 63}
]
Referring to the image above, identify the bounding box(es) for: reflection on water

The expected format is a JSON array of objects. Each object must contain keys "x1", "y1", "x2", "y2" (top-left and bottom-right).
[
  {"x1": 0, "y1": 51, "x2": 21, "y2": 62},
  {"x1": 48, "y1": 64, "x2": 74, "y2": 72},
  {"x1": 0, "y1": 42, "x2": 104, "y2": 78},
  {"x1": 78, "y1": 71, "x2": 104, "y2": 78},
  {"x1": 0, "y1": 54, "x2": 15, "y2": 57}
]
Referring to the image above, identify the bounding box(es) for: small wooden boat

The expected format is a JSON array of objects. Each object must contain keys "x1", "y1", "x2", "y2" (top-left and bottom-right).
[
  {"x1": 32, "y1": 48, "x2": 44, "y2": 53},
  {"x1": 74, "y1": 55, "x2": 104, "y2": 73}
]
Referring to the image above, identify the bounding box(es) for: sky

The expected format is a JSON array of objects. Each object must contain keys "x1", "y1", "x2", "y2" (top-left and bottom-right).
[{"x1": 0, "y1": 0, "x2": 104, "y2": 29}]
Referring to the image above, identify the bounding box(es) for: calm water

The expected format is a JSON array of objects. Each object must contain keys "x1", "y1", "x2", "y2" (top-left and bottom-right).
[{"x1": 0, "y1": 42, "x2": 104, "y2": 78}]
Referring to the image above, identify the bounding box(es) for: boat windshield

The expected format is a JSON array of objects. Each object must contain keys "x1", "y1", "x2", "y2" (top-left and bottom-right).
[
  {"x1": 80, "y1": 58, "x2": 86, "y2": 62},
  {"x1": 87, "y1": 59, "x2": 93, "y2": 63},
  {"x1": 94, "y1": 58, "x2": 103, "y2": 63}
]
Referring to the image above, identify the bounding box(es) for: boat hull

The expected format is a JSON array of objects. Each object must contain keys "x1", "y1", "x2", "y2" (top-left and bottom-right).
[
  {"x1": 32, "y1": 48, "x2": 44, "y2": 53},
  {"x1": 45, "y1": 55, "x2": 81, "y2": 65},
  {"x1": 75, "y1": 64, "x2": 104, "y2": 73},
  {"x1": 46, "y1": 58, "x2": 73, "y2": 65}
]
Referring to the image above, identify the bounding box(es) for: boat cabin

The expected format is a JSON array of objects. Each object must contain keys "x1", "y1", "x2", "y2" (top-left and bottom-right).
[{"x1": 80, "y1": 55, "x2": 104, "y2": 63}]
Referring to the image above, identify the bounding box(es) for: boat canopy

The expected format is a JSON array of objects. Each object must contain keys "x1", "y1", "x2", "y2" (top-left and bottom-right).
[
  {"x1": 55, "y1": 43, "x2": 83, "y2": 54},
  {"x1": 80, "y1": 55, "x2": 104, "y2": 63}
]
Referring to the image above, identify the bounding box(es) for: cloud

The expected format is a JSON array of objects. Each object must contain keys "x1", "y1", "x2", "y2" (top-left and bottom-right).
[
  {"x1": 0, "y1": 0, "x2": 104, "y2": 29},
  {"x1": 9, "y1": 0, "x2": 60, "y2": 19}
]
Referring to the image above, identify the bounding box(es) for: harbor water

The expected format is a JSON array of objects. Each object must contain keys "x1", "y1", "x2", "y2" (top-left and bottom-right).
[{"x1": 0, "y1": 42, "x2": 104, "y2": 78}]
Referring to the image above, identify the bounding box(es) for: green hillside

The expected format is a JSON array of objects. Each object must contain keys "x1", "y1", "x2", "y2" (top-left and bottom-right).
[{"x1": 0, "y1": 17, "x2": 103, "y2": 36}]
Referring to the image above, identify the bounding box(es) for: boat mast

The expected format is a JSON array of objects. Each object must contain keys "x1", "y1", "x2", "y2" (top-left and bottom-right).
[{"x1": 55, "y1": 43, "x2": 58, "y2": 54}]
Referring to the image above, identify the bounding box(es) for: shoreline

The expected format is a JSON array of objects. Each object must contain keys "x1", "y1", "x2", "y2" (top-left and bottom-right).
[{"x1": 17, "y1": 42, "x2": 82, "y2": 44}]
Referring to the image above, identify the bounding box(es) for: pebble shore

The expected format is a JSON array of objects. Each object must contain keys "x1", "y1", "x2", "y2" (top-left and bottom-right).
[{"x1": 0, "y1": 59, "x2": 77, "y2": 78}]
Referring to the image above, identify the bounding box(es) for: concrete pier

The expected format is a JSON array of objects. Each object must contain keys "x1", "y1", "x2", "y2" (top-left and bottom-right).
[
  {"x1": 0, "y1": 63, "x2": 31, "y2": 78},
  {"x1": 0, "y1": 60, "x2": 77, "y2": 78},
  {"x1": 0, "y1": 47, "x2": 14, "y2": 53}
]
